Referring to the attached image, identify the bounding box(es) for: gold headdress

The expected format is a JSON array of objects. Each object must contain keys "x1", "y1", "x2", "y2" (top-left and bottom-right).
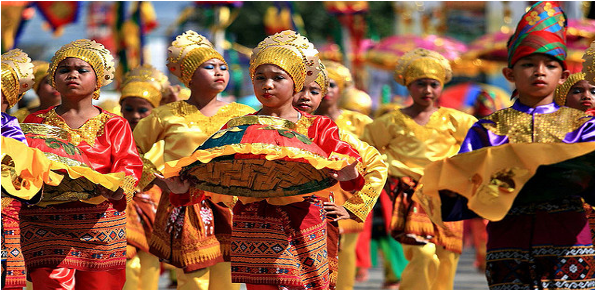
[
  {"x1": 250, "y1": 30, "x2": 320, "y2": 93},
  {"x1": 554, "y1": 72, "x2": 586, "y2": 106},
  {"x1": 120, "y1": 64, "x2": 170, "y2": 108},
  {"x1": 583, "y1": 40, "x2": 595, "y2": 86},
  {"x1": 1, "y1": 49, "x2": 34, "y2": 108},
  {"x1": 314, "y1": 62, "x2": 329, "y2": 97},
  {"x1": 32, "y1": 60, "x2": 50, "y2": 93},
  {"x1": 167, "y1": 30, "x2": 227, "y2": 87},
  {"x1": 322, "y1": 60, "x2": 352, "y2": 92},
  {"x1": 48, "y1": 39, "x2": 115, "y2": 100},
  {"x1": 339, "y1": 87, "x2": 372, "y2": 116},
  {"x1": 394, "y1": 48, "x2": 452, "y2": 87}
]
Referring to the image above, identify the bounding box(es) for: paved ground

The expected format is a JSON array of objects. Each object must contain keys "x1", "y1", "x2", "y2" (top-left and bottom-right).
[{"x1": 158, "y1": 247, "x2": 489, "y2": 289}]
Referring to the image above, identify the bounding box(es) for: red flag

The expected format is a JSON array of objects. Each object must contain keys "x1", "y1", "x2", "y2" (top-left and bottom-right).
[{"x1": 35, "y1": 1, "x2": 80, "y2": 34}]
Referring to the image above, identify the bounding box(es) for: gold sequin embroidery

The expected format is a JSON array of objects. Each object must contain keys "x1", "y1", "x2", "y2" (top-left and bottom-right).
[
  {"x1": 36, "y1": 109, "x2": 114, "y2": 146},
  {"x1": 481, "y1": 107, "x2": 591, "y2": 143},
  {"x1": 168, "y1": 101, "x2": 254, "y2": 134}
]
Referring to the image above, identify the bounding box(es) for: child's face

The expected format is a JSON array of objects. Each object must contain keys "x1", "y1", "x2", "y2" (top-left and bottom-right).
[
  {"x1": 407, "y1": 78, "x2": 442, "y2": 107},
  {"x1": 253, "y1": 64, "x2": 295, "y2": 110},
  {"x1": 566, "y1": 80, "x2": 595, "y2": 111},
  {"x1": 190, "y1": 58, "x2": 229, "y2": 94},
  {"x1": 321, "y1": 78, "x2": 340, "y2": 107},
  {"x1": 54, "y1": 57, "x2": 97, "y2": 99},
  {"x1": 293, "y1": 81, "x2": 323, "y2": 114},
  {"x1": 503, "y1": 54, "x2": 568, "y2": 101},
  {"x1": 36, "y1": 75, "x2": 61, "y2": 106},
  {"x1": 120, "y1": 97, "x2": 154, "y2": 130}
]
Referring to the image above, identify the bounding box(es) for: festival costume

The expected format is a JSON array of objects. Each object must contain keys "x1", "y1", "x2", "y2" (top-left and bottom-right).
[
  {"x1": 135, "y1": 30, "x2": 254, "y2": 290},
  {"x1": 20, "y1": 39, "x2": 143, "y2": 289},
  {"x1": 11, "y1": 61, "x2": 53, "y2": 122},
  {"x1": 119, "y1": 64, "x2": 169, "y2": 290},
  {"x1": 361, "y1": 48, "x2": 477, "y2": 290},
  {"x1": 1, "y1": 49, "x2": 34, "y2": 289},
  {"x1": 426, "y1": 3, "x2": 595, "y2": 289}
]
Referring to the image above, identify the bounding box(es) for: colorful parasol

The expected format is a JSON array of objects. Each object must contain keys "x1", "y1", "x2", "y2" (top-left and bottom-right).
[
  {"x1": 439, "y1": 82, "x2": 513, "y2": 116},
  {"x1": 365, "y1": 34, "x2": 468, "y2": 71},
  {"x1": 164, "y1": 115, "x2": 353, "y2": 198}
]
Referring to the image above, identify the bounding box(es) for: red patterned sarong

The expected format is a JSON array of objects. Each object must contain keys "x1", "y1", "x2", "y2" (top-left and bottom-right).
[
  {"x1": 2, "y1": 198, "x2": 26, "y2": 288},
  {"x1": 19, "y1": 201, "x2": 127, "y2": 272},
  {"x1": 231, "y1": 197, "x2": 330, "y2": 289}
]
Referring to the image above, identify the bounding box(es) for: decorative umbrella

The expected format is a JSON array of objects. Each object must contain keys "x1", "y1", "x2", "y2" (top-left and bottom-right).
[
  {"x1": 439, "y1": 82, "x2": 513, "y2": 117},
  {"x1": 163, "y1": 115, "x2": 354, "y2": 198},
  {"x1": 365, "y1": 34, "x2": 468, "y2": 71}
]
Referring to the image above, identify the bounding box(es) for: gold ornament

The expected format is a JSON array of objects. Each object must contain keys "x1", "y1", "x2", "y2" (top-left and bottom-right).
[
  {"x1": 322, "y1": 60, "x2": 353, "y2": 92},
  {"x1": 314, "y1": 62, "x2": 329, "y2": 97},
  {"x1": 394, "y1": 48, "x2": 452, "y2": 87},
  {"x1": 32, "y1": 60, "x2": 50, "y2": 92},
  {"x1": 250, "y1": 30, "x2": 320, "y2": 93},
  {"x1": 339, "y1": 87, "x2": 372, "y2": 116},
  {"x1": 48, "y1": 39, "x2": 115, "y2": 100},
  {"x1": 583, "y1": 40, "x2": 595, "y2": 86},
  {"x1": 120, "y1": 64, "x2": 170, "y2": 108},
  {"x1": 1, "y1": 49, "x2": 34, "y2": 108},
  {"x1": 167, "y1": 30, "x2": 227, "y2": 87}
]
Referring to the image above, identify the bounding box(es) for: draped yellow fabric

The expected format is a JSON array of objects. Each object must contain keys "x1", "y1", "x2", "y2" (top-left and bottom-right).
[
  {"x1": 360, "y1": 107, "x2": 477, "y2": 181},
  {"x1": 1, "y1": 136, "x2": 125, "y2": 203},
  {"x1": 334, "y1": 109, "x2": 373, "y2": 138},
  {"x1": 413, "y1": 142, "x2": 595, "y2": 226}
]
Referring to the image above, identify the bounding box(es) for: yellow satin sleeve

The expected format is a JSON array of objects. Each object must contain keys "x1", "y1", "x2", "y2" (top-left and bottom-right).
[
  {"x1": 338, "y1": 130, "x2": 388, "y2": 222},
  {"x1": 334, "y1": 109, "x2": 373, "y2": 137},
  {"x1": 361, "y1": 107, "x2": 477, "y2": 181}
]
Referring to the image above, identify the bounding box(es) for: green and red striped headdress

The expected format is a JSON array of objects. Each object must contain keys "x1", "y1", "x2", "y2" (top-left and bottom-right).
[{"x1": 507, "y1": 1, "x2": 567, "y2": 69}]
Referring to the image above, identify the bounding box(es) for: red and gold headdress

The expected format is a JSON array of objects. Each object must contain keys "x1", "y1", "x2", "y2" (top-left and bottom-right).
[
  {"x1": 250, "y1": 30, "x2": 320, "y2": 93},
  {"x1": 1, "y1": 49, "x2": 34, "y2": 108},
  {"x1": 167, "y1": 30, "x2": 226, "y2": 87},
  {"x1": 120, "y1": 64, "x2": 169, "y2": 108},
  {"x1": 394, "y1": 48, "x2": 452, "y2": 86},
  {"x1": 507, "y1": 1, "x2": 567, "y2": 69},
  {"x1": 48, "y1": 39, "x2": 115, "y2": 100}
]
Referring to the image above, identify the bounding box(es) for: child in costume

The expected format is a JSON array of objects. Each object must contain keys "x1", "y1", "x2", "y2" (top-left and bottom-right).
[
  {"x1": 293, "y1": 63, "x2": 387, "y2": 290},
  {"x1": 118, "y1": 64, "x2": 169, "y2": 290},
  {"x1": 12, "y1": 60, "x2": 61, "y2": 122},
  {"x1": 555, "y1": 72, "x2": 595, "y2": 115},
  {"x1": 21, "y1": 39, "x2": 143, "y2": 290},
  {"x1": 441, "y1": 2, "x2": 595, "y2": 289},
  {"x1": 162, "y1": 30, "x2": 365, "y2": 290},
  {"x1": 133, "y1": 31, "x2": 254, "y2": 290},
  {"x1": 1, "y1": 48, "x2": 35, "y2": 290},
  {"x1": 361, "y1": 48, "x2": 477, "y2": 290}
]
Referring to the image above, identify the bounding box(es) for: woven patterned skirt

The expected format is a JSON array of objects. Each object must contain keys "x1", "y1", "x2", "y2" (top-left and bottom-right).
[
  {"x1": 486, "y1": 197, "x2": 595, "y2": 290},
  {"x1": 231, "y1": 197, "x2": 330, "y2": 289},
  {"x1": 19, "y1": 201, "x2": 127, "y2": 272},
  {"x1": 149, "y1": 194, "x2": 230, "y2": 272},
  {"x1": 2, "y1": 198, "x2": 26, "y2": 288}
]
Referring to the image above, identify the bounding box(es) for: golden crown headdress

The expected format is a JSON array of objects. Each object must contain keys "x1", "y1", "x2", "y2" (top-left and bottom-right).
[
  {"x1": 583, "y1": 40, "x2": 595, "y2": 86},
  {"x1": 340, "y1": 87, "x2": 372, "y2": 116},
  {"x1": 555, "y1": 72, "x2": 586, "y2": 106},
  {"x1": 322, "y1": 60, "x2": 352, "y2": 92},
  {"x1": 48, "y1": 39, "x2": 115, "y2": 100},
  {"x1": 32, "y1": 60, "x2": 50, "y2": 92},
  {"x1": 394, "y1": 48, "x2": 452, "y2": 87},
  {"x1": 120, "y1": 64, "x2": 170, "y2": 108},
  {"x1": 314, "y1": 62, "x2": 329, "y2": 97},
  {"x1": 167, "y1": 30, "x2": 227, "y2": 87},
  {"x1": 1, "y1": 49, "x2": 34, "y2": 108},
  {"x1": 250, "y1": 30, "x2": 320, "y2": 93}
]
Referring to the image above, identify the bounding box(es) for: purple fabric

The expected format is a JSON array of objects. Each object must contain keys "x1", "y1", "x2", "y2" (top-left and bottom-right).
[
  {"x1": 1, "y1": 112, "x2": 27, "y2": 145},
  {"x1": 459, "y1": 100, "x2": 595, "y2": 153}
]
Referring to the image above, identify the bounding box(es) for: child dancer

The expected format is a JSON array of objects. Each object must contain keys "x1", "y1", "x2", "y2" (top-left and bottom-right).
[
  {"x1": 1, "y1": 48, "x2": 35, "y2": 290},
  {"x1": 119, "y1": 64, "x2": 169, "y2": 290},
  {"x1": 442, "y1": 2, "x2": 595, "y2": 289},
  {"x1": 555, "y1": 72, "x2": 595, "y2": 114},
  {"x1": 133, "y1": 30, "x2": 254, "y2": 290},
  {"x1": 22, "y1": 39, "x2": 143, "y2": 289},
  {"x1": 361, "y1": 48, "x2": 477, "y2": 290},
  {"x1": 293, "y1": 65, "x2": 387, "y2": 290}
]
